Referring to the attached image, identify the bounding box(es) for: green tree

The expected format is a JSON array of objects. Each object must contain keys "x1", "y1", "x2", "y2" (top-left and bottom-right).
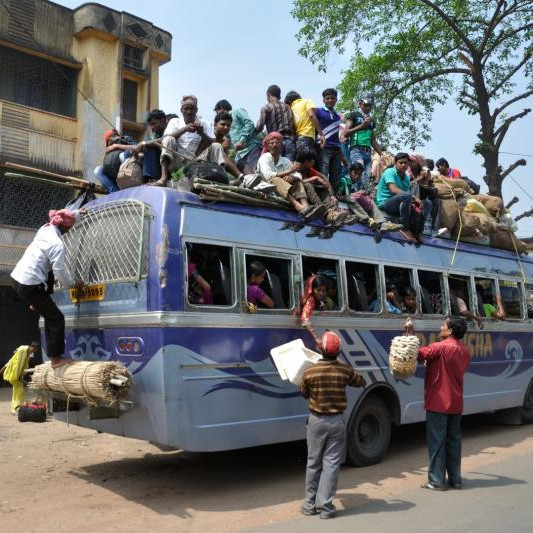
[{"x1": 292, "y1": 0, "x2": 533, "y2": 198}]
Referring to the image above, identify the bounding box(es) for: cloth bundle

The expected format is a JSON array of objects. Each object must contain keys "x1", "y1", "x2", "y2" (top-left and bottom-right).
[
  {"x1": 29, "y1": 361, "x2": 133, "y2": 405},
  {"x1": 389, "y1": 335, "x2": 420, "y2": 379}
]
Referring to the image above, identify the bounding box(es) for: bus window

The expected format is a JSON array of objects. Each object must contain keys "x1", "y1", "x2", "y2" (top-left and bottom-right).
[
  {"x1": 383, "y1": 266, "x2": 414, "y2": 314},
  {"x1": 245, "y1": 255, "x2": 292, "y2": 310},
  {"x1": 474, "y1": 277, "x2": 504, "y2": 320},
  {"x1": 448, "y1": 275, "x2": 474, "y2": 317},
  {"x1": 527, "y1": 284, "x2": 533, "y2": 319},
  {"x1": 301, "y1": 256, "x2": 340, "y2": 311},
  {"x1": 346, "y1": 261, "x2": 379, "y2": 312},
  {"x1": 186, "y1": 243, "x2": 233, "y2": 306},
  {"x1": 499, "y1": 280, "x2": 523, "y2": 319},
  {"x1": 418, "y1": 271, "x2": 444, "y2": 315}
]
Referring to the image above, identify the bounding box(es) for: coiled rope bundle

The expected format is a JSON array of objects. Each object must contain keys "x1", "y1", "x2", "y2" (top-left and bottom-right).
[
  {"x1": 29, "y1": 361, "x2": 132, "y2": 405},
  {"x1": 389, "y1": 335, "x2": 420, "y2": 379}
]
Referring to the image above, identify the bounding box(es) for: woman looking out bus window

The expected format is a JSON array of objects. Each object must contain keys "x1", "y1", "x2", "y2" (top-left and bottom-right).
[
  {"x1": 300, "y1": 275, "x2": 327, "y2": 349},
  {"x1": 247, "y1": 261, "x2": 275, "y2": 312}
]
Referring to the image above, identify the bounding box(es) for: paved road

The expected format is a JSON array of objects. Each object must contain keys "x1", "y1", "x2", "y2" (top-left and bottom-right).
[
  {"x1": 249, "y1": 450, "x2": 533, "y2": 533},
  {"x1": 1, "y1": 387, "x2": 532, "y2": 532}
]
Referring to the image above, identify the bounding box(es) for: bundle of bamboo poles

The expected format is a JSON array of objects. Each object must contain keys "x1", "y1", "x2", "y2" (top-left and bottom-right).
[
  {"x1": 29, "y1": 361, "x2": 133, "y2": 404},
  {"x1": 193, "y1": 178, "x2": 292, "y2": 210}
]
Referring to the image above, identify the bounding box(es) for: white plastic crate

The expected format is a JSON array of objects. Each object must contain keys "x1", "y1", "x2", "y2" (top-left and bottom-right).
[{"x1": 270, "y1": 339, "x2": 322, "y2": 386}]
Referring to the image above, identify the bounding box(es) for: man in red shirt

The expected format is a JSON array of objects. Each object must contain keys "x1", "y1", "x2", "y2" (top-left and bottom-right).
[{"x1": 411, "y1": 316, "x2": 471, "y2": 490}]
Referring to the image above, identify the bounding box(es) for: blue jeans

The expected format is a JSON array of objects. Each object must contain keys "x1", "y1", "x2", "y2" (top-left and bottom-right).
[
  {"x1": 380, "y1": 192, "x2": 431, "y2": 233},
  {"x1": 318, "y1": 146, "x2": 342, "y2": 191},
  {"x1": 282, "y1": 136, "x2": 296, "y2": 161},
  {"x1": 426, "y1": 410, "x2": 462, "y2": 486},
  {"x1": 349, "y1": 146, "x2": 372, "y2": 190},
  {"x1": 94, "y1": 150, "x2": 129, "y2": 193},
  {"x1": 236, "y1": 143, "x2": 262, "y2": 174},
  {"x1": 296, "y1": 136, "x2": 316, "y2": 160}
]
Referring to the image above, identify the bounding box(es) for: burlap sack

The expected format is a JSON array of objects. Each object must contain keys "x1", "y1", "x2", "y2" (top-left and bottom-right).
[
  {"x1": 433, "y1": 176, "x2": 473, "y2": 197},
  {"x1": 116, "y1": 156, "x2": 143, "y2": 189},
  {"x1": 459, "y1": 211, "x2": 498, "y2": 237},
  {"x1": 490, "y1": 230, "x2": 528, "y2": 253},
  {"x1": 439, "y1": 199, "x2": 460, "y2": 231},
  {"x1": 472, "y1": 194, "x2": 504, "y2": 217}
]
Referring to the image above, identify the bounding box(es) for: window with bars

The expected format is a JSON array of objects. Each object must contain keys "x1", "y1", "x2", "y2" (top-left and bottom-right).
[
  {"x1": 0, "y1": 45, "x2": 77, "y2": 117},
  {"x1": 122, "y1": 79, "x2": 138, "y2": 122},
  {"x1": 62, "y1": 200, "x2": 150, "y2": 285},
  {"x1": 123, "y1": 45, "x2": 144, "y2": 71}
]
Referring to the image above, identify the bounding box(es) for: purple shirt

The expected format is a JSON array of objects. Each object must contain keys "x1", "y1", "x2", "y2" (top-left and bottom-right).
[{"x1": 247, "y1": 284, "x2": 266, "y2": 304}]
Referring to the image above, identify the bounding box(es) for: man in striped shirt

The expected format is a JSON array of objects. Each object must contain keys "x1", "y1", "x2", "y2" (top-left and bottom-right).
[{"x1": 300, "y1": 332, "x2": 366, "y2": 519}]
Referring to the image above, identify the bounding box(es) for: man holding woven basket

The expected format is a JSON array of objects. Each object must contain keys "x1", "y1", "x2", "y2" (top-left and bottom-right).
[{"x1": 409, "y1": 316, "x2": 471, "y2": 491}]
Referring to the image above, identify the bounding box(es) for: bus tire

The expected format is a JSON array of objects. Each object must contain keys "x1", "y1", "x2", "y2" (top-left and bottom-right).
[
  {"x1": 520, "y1": 379, "x2": 533, "y2": 424},
  {"x1": 346, "y1": 395, "x2": 391, "y2": 466}
]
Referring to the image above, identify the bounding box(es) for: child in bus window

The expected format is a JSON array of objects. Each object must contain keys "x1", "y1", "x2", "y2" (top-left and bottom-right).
[
  {"x1": 187, "y1": 262, "x2": 213, "y2": 305},
  {"x1": 300, "y1": 275, "x2": 327, "y2": 348},
  {"x1": 402, "y1": 288, "x2": 418, "y2": 314},
  {"x1": 247, "y1": 261, "x2": 275, "y2": 312}
]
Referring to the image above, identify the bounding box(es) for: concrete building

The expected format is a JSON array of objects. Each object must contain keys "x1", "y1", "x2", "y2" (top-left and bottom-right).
[{"x1": 0, "y1": 0, "x2": 171, "y2": 370}]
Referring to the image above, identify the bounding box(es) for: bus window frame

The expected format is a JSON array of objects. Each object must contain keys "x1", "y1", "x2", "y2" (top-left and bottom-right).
[
  {"x1": 183, "y1": 239, "x2": 239, "y2": 312},
  {"x1": 496, "y1": 277, "x2": 525, "y2": 320},
  {"x1": 240, "y1": 248, "x2": 296, "y2": 314},
  {"x1": 445, "y1": 272, "x2": 475, "y2": 318},
  {"x1": 382, "y1": 263, "x2": 416, "y2": 316},
  {"x1": 299, "y1": 253, "x2": 345, "y2": 314},
  {"x1": 344, "y1": 259, "x2": 382, "y2": 315},
  {"x1": 414, "y1": 267, "x2": 446, "y2": 317},
  {"x1": 473, "y1": 275, "x2": 499, "y2": 320}
]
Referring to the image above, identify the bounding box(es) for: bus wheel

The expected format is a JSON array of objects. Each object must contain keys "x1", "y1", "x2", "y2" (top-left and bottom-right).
[
  {"x1": 346, "y1": 395, "x2": 391, "y2": 466},
  {"x1": 520, "y1": 380, "x2": 533, "y2": 424}
]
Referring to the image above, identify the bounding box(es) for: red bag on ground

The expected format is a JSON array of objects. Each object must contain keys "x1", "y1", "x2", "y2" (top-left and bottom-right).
[{"x1": 18, "y1": 402, "x2": 47, "y2": 423}]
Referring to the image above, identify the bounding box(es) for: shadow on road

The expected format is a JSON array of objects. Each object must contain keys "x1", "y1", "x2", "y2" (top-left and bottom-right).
[
  {"x1": 462, "y1": 472, "x2": 527, "y2": 489},
  {"x1": 69, "y1": 413, "x2": 531, "y2": 519}
]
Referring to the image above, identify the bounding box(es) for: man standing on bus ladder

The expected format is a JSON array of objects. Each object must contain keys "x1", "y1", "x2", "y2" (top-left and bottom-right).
[
  {"x1": 10, "y1": 209, "x2": 85, "y2": 368},
  {"x1": 300, "y1": 332, "x2": 367, "y2": 519},
  {"x1": 407, "y1": 316, "x2": 471, "y2": 490}
]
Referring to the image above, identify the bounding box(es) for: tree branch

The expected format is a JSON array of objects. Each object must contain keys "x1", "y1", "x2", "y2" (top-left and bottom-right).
[
  {"x1": 505, "y1": 196, "x2": 520, "y2": 210},
  {"x1": 483, "y1": 22, "x2": 533, "y2": 61},
  {"x1": 494, "y1": 90, "x2": 533, "y2": 118},
  {"x1": 500, "y1": 158, "x2": 527, "y2": 181},
  {"x1": 479, "y1": 0, "x2": 506, "y2": 53},
  {"x1": 494, "y1": 108, "x2": 531, "y2": 149},
  {"x1": 515, "y1": 208, "x2": 533, "y2": 222},
  {"x1": 489, "y1": 50, "x2": 532, "y2": 97},
  {"x1": 417, "y1": 0, "x2": 477, "y2": 53}
]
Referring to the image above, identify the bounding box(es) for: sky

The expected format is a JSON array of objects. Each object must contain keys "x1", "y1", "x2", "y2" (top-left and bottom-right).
[{"x1": 56, "y1": 0, "x2": 533, "y2": 237}]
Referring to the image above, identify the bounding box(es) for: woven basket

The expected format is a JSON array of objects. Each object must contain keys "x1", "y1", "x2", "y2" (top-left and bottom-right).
[{"x1": 389, "y1": 335, "x2": 420, "y2": 379}]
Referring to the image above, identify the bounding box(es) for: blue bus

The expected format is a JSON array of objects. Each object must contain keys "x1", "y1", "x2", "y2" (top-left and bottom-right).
[{"x1": 50, "y1": 187, "x2": 533, "y2": 465}]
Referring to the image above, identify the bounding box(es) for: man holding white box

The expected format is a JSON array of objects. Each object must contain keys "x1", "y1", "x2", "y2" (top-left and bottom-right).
[{"x1": 300, "y1": 332, "x2": 366, "y2": 519}]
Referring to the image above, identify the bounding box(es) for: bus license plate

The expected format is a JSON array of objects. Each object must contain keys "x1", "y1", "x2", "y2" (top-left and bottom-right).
[{"x1": 70, "y1": 284, "x2": 106, "y2": 303}]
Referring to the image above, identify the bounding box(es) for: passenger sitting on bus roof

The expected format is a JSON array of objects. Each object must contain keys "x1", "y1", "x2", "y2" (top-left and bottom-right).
[
  {"x1": 213, "y1": 112, "x2": 233, "y2": 154},
  {"x1": 369, "y1": 285, "x2": 402, "y2": 314},
  {"x1": 300, "y1": 275, "x2": 327, "y2": 350},
  {"x1": 187, "y1": 261, "x2": 213, "y2": 305},
  {"x1": 408, "y1": 153, "x2": 439, "y2": 230},
  {"x1": 154, "y1": 95, "x2": 243, "y2": 187},
  {"x1": 247, "y1": 261, "x2": 275, "y2": 312},
  {"x1": 93, "y1": 129, "x2": 132, "y2": 193},
  {"x1": 402, "y1": 288, "x2": 418, "y2": 314},
  {"x1": 436, "y1": 158, "x2": 461, "y2": 179},
  {"x1": 375, "y1": 152, "x2": 432, "y2": 243},
  {"x1": 449, "y1": 284, "x2": 484, "y2": 329},
  {"x1": 336, "y1": 162, "x2": 403, "y2": 233},
  {"x1": 126, "y1": 109, "x2": 168, "y2": 183},
  {"x1": 256, "y1": 132, "x2": 323, "y2": 221},
  {"x1": 295, "y1": 150, "x2": 353, "y2": 227},
  {"x1": 214, "y1": 100, "x2": 262, "y2": 175}
]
